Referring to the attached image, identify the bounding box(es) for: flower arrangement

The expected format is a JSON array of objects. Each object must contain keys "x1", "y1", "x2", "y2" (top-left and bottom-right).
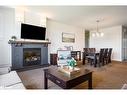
[{"x1": 67, "y1": 58, "x2": 77, "y2": 70}]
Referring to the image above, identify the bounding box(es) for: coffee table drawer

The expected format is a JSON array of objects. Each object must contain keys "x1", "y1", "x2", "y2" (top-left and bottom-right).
[
  {"x1": 46, "y1": 73, "x2": 66, "y2": 88},
  {"x1": 44, "y1": 68, "x2": 92, "y2": 89}
]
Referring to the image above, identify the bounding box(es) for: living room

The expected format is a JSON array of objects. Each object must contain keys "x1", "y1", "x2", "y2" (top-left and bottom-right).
[{"x1": 0, "y1": 4, "x2": 127, "y2": 93}]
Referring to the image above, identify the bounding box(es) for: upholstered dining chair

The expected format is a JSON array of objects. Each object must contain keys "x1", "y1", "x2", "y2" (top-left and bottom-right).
[
  {"x1": 82, "y1": 48, "x2": 89, "y2": 65},
  {"x1": 82, "y1": 48, "x2": 96, "y2": 65},
  {"x1": 90, "y1": 48, "x2": 96, "y2": 53},
  {"x1": 86, "y1": 48, "x2": 104, "y2": 67},
  {"x1": 103, "y1": 48, "x2": 108, "y2": 65},
  {"x1": 105, "y1": 48, "x2": 113, "y2": 64}
]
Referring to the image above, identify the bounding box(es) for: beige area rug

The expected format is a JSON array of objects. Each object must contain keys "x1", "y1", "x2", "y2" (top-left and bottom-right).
[{"x1": 17, "y1": 62, "x2": 127, "y2": 89}]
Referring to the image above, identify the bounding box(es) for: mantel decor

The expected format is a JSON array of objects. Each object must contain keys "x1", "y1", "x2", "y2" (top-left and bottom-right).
[
  {"x1": 58, "y1": 58, "x2": 80, "y2": 76},
  {"x1": 64, "y1": 46, "x2": 73, "y2": 51},
  {"x1": 11, "y1": 36, "x2": 17, "y2": 41}
]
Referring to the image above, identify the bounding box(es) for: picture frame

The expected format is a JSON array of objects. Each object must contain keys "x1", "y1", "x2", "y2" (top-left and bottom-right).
[
  {"x1": 64, "y1": 46, "x2": 73, "y2": 51},
  {"x1": 62, "y1": 33, "x2": 75, "y2": 43},
  {"x1": 57, "y1": 50, "x2": 71, "y2": 66}
]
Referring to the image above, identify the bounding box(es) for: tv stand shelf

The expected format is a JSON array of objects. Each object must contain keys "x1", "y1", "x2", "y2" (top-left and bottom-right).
[{"x1": 8, "y1": 39, "x2": 51, "y2": 45}]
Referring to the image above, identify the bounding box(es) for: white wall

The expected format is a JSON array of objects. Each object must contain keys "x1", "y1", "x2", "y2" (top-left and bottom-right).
[
  {"x1": 47, "y1": 19, "x2": 85, "y2": 53},
  {"x1": 0, "y1": 7, "x2": 122, "y2": 66},
  {"x1": 0, "y1": 7, "x2": 15, "y2": 66},
  {"x1": 90, "y1": 25, "x2": 122, "y2": 61},
  {"x1": 14, "y1": 10, "x2": 85, "y2": 62},
  {"x1": 0, "y1": 7, "x2": 85, "y2": 66},
  {"x1": 14, "y1": 11, "x2": 47, "y2": 39}
]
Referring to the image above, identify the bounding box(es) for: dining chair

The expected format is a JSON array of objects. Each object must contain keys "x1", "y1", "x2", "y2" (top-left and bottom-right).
[
  {"x1": 90, "y1": 48, "x2": 96, "y2": 53},
  {"x1": 103, "y1": 48, "x2": 108, "y2": 65},
  {"x1": 82, "y1": 48, "x2": 96, "y2": 65},
  {"x1": 71, "y1": 51, "x2": 81, "y2": 61},
  {"x1": 106, "y1": 48, "x2": 112, "y2": 64},
  {"x1": 86, "y1": 48, "x2": 104, "y2": 67},
  {"x1": 98, "y1": 48, "x2": 105, "y2": 67},
  {"x1": 82, "y1": 48, "x2": 89, "y2": 65}
]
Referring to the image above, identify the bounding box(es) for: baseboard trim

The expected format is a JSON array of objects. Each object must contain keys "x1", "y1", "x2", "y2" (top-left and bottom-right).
[{"x1": 112, "y1": 60, "x2": 124, "y2": 63}]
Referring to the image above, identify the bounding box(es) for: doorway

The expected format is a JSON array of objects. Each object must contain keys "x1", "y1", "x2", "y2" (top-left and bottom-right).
[
  {"x1": 85, "y1": 30, "x2": 90, "y2": 48},
  {"x1": 122, "y1": 26, "x2": 127, "y2": 61}
]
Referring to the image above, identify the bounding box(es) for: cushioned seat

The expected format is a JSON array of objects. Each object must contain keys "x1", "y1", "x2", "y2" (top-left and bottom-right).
[
  {"x1": 0, "y1": 71, "x2": 25, "y2": 89},
  {"x1": 86, "y1": 56, "x2": 95, "y2": 59},
  {"x1": 0, "y1": 71, "x2": 21, "y2": 86},
  {"x1": 122, "y1": 84, "x2": 127, "y2": 89}
]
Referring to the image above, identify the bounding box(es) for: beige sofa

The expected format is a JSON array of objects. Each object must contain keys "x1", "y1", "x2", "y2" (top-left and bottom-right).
[{"x1": 0, "y1": 64, "x2": 25, "y2": 89}]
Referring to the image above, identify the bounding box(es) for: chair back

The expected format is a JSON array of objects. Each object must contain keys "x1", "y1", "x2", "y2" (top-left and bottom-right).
[
  {"x1": 99, "y1": 49, "x2": 105, "y2": 62},
  {"x1": 90, "y1": 48, "x2": 96, "y2": 53},
  {"x1": 107, "y1": 48, "x2": 112, "y2": 63},
  {"x1": 103, "y1": 48, "x2": 108, "y2": 58},
  {"x1": 71, "y1": 51, "x2": 77, "y2": 60},
  {"x1": 108, "y1": 48, "x2": 112, "y2": 57},
  {"x1": 84, "y1": 48, "x2": 96, "y2": 53},
  {"x1": 83, "y1": 48, "x2": 91, "y2": 56},
  {"x1": 83, "y1": 48, "x2": 89, "y2": 53}
]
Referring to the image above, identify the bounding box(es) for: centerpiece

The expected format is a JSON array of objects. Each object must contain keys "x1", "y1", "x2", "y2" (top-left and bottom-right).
[
  {"x1": 58, "y1": 58, "x2": 80, "y2": 76},
  {"x1": 67, "y1": 58, "x2": 77, "y2": 70}
]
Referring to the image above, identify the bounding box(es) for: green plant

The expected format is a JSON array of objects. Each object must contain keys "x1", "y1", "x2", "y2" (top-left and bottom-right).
[
  {"x1": 67, "y1": 58, "x2": 77, "y2": 68},
  {"x1": 11, "y1": 36, "x2": 17, "y2": 40}
]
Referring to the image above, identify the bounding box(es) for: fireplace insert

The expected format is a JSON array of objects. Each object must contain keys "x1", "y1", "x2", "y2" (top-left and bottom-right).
[{"x1": 23, "y1": 48, "x2": 41, "y2": 66}]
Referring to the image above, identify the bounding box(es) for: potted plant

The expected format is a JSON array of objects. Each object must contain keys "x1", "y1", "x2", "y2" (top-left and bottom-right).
[
  {"x1": 11, "y1": 36, "x2": 17, "y2": 41},
  {"x1": 67, "y1": 58, "x2": 77, "y2": 70}
]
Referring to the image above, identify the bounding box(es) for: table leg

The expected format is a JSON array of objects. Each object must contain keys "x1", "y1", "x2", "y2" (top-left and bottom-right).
[
  {"x1": 88, "y1": 73, "x2": 92, "y2": 89},
  {"x1": 83, "y1": 58, "x2": 85, "y2": 65},
  {"x1": 94, "y1": 55, "x2": 97, "y2": 67},
  {"x1": 109, "y1": 57, "x2": 111, "y2": 63},
  {"x1": 44, "y1": 72, "x2": 48, "y2": 89},
  {"x1": 83, "y1": 54, "x2": 86, "y2": 65}
]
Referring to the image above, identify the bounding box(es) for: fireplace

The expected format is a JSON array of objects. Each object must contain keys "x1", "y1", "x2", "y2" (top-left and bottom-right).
[
  {"x1": 23, "y1": 48, "x2": 41, "y2": 66},
  {"x1": 10, "y1": 42, "x2": 49, "y2": 70}
]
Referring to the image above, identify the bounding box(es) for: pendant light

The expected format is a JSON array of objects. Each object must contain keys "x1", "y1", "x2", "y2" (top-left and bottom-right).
[{"x1": 92, "y1": 20, "x2": 104, "y2": 37}]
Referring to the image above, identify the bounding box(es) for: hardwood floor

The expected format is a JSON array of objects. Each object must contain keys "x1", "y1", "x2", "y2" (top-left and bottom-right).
[{"x1": 17, "y1": 61, "x2": 127, "y2": 89}]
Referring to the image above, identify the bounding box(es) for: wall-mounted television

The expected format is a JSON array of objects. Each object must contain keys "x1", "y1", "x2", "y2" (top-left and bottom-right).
[{"x1": 21, "y1": 23, "x2": 46, "y2": 40}]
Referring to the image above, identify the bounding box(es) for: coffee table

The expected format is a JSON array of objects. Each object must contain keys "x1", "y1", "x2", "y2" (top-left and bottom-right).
[{"x1": 43, "y1": 66, "x2": 92, "y2": 89}]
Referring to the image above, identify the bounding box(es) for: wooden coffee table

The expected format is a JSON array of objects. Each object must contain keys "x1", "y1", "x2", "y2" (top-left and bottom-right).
[{"x1": 43, "y1": 66, "x2": 92, "y2": 89}]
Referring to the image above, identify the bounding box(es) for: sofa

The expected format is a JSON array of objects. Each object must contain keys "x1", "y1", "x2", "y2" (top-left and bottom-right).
[
  {"x1": 0, "y1": 64, "x2": 25, "y2": 89},
  {"x1": 122, "y1": 84, "x2": 127, "y2": 89}
]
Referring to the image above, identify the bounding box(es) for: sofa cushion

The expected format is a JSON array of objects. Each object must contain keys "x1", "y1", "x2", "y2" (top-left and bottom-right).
[
  {"x1": 0, "y1": 64, "x2": 11, "y2": 75},
  {"x1": 0, "y1": 67, "x2": 10, "y2": 75},
  {"x1": 0, "y1": 83, "x2": 25, "y2": 89},
  {"x1": 122, "y1": 84, "x2": 127, "y2": 89},
  {"x1": 0, "y1": 71, "x2": 22, "y2": 87}
]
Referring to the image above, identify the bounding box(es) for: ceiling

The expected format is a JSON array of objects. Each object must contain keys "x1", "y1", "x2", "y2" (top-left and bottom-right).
[{"x1": 17, "y1": 6, "x2": 127, "y2": 30}]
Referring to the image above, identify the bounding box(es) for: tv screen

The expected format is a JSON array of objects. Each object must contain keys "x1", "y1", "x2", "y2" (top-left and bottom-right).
[{"x1": 21, "y1": 23, "x2": 46, "y2": 40}]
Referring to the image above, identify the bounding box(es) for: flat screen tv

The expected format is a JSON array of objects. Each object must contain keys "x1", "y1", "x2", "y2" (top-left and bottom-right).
[{"x1": 21, "y1": 23, "x2": 46, "y2": 40}]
